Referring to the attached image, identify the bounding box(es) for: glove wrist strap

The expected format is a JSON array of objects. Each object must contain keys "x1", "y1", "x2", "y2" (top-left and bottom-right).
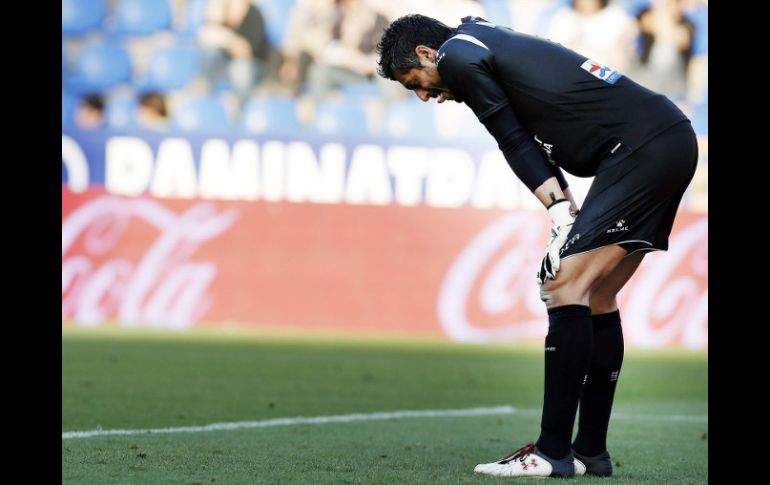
[{"x1": 547, "y1": 199, "x2": 574, "y2": 227}]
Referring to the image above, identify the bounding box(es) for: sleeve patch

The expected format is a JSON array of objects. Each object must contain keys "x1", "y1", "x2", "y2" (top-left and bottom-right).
[{"x1": 580, "y1": 59, "x2": 623, "y2": 84}]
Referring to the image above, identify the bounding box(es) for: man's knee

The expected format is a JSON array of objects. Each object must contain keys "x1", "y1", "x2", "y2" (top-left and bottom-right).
[
  {"x1": 539, "y1": 246, "x2": 628, "y2": 308},
  {"x1": 539, "y1": 269, "x2": 591, "y2": 307},
  {"x1": 588, "y1": 293, "x2": 619, "y2": 314}
]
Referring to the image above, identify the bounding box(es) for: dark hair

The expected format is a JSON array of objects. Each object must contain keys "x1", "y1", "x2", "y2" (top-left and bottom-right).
[
  {"x1": 572, "y1": 0, "x2": 609, "y2": 9},
  {"x1": 139, "y1": 92, "x2": 168, "y2": 117},
  {"x1": 376, "y1": 14, "x2": 454, "y2": 80},
  {"x1": 81, "y1": 93, "x2": 104, "y2": 111}
]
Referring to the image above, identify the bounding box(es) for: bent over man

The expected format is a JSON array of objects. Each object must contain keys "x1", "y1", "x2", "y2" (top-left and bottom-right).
[{"x1": 376, "y1": 14, "x2": 697, "y2": 478}]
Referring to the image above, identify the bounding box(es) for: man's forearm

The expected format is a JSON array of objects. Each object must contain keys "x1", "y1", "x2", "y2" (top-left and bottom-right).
[{"x1": 534, "y1": 177, "x2": 566, "y2": 208}]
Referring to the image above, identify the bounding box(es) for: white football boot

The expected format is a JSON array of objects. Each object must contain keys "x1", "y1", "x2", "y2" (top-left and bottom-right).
[{"x1": 474, "y1": 443, "x2": 577, "y2": 478}]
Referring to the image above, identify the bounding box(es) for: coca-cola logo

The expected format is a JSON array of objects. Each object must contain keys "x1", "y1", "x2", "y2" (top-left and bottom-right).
[
  {"x1": 621, "y1": 218, "x2": 708, "y2": 349},
  {"x1": 438, "y1": 213, "x2": 708, "y2": 349},
  {"x1": 62, "y1": 196, "x2": 238, "y2": 329},
  {"x1": 437, "y1": 212, "x2": 550, "y2": 342}
]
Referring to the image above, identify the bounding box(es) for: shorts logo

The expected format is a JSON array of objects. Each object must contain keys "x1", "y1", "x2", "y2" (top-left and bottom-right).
[
  {"x1": 580, "y1": 59, "x2": 622, "y2": 84},
  {"x1": 606, "y1": 219, "x2": 629, "y2": 233}
]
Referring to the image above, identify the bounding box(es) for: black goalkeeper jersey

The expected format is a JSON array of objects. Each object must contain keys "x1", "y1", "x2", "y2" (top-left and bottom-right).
[{"x1": 436, "y1": 17, "x2": 688, "y2": 176}]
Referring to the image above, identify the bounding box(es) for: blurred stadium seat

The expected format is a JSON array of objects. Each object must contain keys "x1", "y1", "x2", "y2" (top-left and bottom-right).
[
  {"x1": 258, "y1": 0, "x2": 295, "y2": 47},
  {"x1": 338, "y1": 82, "x2": 380, "y2": 100},
  {"x1": 177, "y1": 0, "x2": 209, "y2": 37},
  {"x1": 691, "y1": 97, "x2": 708, "y2": 135},
  {"x1": 106, "y1": 94, "x2": 139, "y2": 130},
  {"x1": 66, "y1": 41, "x2": 133, "y2": 93},
  {"x1": 434, "y1": 101, "x2": 490, "y2": 143},
  {"x1": 621, "y1": 0, "x2": 652, "y2": 15},
  {"x1": 242, "y1": 96, "x2": 303, "y2": 134},
  {"x1": 137, "y1": 44, "x2": 201, "y2": 92},
  {"x1": 62, "y1": 0, "x2": 107, "y2": 36},
  {"x1": 313, "y1": 100, "x2": 371, "y2": 137},
  {"x1": 687, "y1": 4, "x2": 708, "y2": 56},
  {"x1": 174, "y1": 96, "x2": 231, "y2": 132},
  {"x1": 384, "y1": 99, "x2": 437, "y2": 140},
  {"x1": 480, "y1": 0, "x2": 512, "y2": 25},
  {"x1": 109, "y1": 0, "x2": 173, "y2": 37},
  {"x1": 62, "y1": 91, "x2": 77, "y2": 128},
  {"x1": 531, "y1": 0, "x2": 570, "y2": 36}
]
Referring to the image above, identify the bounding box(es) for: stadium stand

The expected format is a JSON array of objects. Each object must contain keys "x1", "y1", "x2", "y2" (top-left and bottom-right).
[
  {"x1": 242, "y1": 95, "x2": 304, "y2": 135},
  {"x1": 66, "y1": 41, "x2": 133, "y2": 93},
  {"x1": 108, "y1": 0, "x2": 173, "y2": 37},
  {"x1": 62, "y1": 0, "x2": 107, "y2": 37},
  {"x1": 174, "y1": 95, "x2": 232, "y2": 132},
  {"x1": 137, "y1": 43, "x2": 202, "y2": 92},
  {"x1": 60, "y1": 0, "x2": 706, "y2": 144}
]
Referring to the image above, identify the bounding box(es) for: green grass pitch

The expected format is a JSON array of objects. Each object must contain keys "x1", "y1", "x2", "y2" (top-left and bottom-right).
[{"x1": 62, "y1": 326, "x2": 707, "y2": 484}]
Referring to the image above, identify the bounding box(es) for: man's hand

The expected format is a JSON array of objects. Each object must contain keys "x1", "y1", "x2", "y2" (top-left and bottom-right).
[{"x1": 536, "y1": 199, "x2": 577, "y2": 285}]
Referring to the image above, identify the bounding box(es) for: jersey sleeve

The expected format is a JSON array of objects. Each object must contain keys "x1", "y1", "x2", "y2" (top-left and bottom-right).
[
  {"x1": 436, "y1": 39, "x2": 509, "y2": 121},
  {"x1": 482, "y1": 107, "x2": 569, "y2": 192},
  {"x1": 437, "y1": 37, "x2": 569, "y2": 193}
]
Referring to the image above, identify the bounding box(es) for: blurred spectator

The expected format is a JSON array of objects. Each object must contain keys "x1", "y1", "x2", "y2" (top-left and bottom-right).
[
  {"x1": 546, "y1": 0, "x2": 638, "y2": 73},
  {"x1": 136, "y1": 92, "x2": 171, "y2": 131},
  {"x1": 75, "y1": 94, "x2": 105, "y2": 130},
  {"x1": 278, "y1": 0, "x2": 336, "y2": 96},
  {"x1": 684, "y1": 0, "x2": 707, "y2": 104},
  {"x1": 377, "y1": 0, "x2": 486, "y2": 29},
  {"x1": 304, "y1": 0, "x2": 390, "y2": 100},
  {"x1": 198, "y1": 0, "x2": 270, "y2": 106},
  {"x1": 633, "y1": 0, "x2": 694, "y2": 99}
]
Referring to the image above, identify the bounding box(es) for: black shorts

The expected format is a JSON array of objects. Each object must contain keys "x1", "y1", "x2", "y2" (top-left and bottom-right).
[{"x1": 560, "y1": 120, "x2": 699, "y2": 259}]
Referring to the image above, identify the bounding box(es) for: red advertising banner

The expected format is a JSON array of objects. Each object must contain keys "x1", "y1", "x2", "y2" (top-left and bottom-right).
[{"x1": 62, "y1": 188, "x2": 707, "y2": 349}]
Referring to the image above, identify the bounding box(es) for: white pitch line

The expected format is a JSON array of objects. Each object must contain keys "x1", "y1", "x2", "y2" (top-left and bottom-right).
[
  {"x1": 61, "y1": 405, "x2": 707, "y2": 440},
  {"x1": 613, "y1": 412, "x2": 708, "y2": 423}
]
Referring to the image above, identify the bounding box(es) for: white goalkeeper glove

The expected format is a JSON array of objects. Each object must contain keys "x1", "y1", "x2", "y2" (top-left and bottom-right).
[{"x1": 537, "y1": 199, "x2": 577, "y2": 285}]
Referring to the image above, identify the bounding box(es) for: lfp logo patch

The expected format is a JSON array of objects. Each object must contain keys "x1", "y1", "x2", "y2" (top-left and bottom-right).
[{"x1": 580, "y1": 59, "x2": 622, "y2": 84}]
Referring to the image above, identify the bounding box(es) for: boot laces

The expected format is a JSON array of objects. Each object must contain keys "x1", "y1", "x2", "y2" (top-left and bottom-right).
[{"x1": 498, "y1": 443, "x2": 537, "y2": 464}]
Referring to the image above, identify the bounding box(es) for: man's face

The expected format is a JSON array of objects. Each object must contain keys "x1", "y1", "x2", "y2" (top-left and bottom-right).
[{"x1": 394, "y1": 47, "x2": 456, "y2": 103}]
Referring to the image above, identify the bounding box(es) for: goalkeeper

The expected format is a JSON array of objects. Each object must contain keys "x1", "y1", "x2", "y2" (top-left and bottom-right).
[{"x1": 376, "y1": 14, "x2": 698, "y2": 479}]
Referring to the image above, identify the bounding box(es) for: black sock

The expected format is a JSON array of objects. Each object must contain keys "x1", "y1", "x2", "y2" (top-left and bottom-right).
[
  {"x1": 535, "y1": 304, "x2": 593, "y2": 459},
  {"x1": 572, "y1": 310, "x2": 624, "y2": 457}
]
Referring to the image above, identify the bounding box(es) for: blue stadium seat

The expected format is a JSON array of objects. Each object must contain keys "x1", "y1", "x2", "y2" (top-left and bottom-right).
[
  {"x1": 338, "y1": 82, "x2": 380, "y2": 100},
  {"x1": 62, "y1": 0, "x2": 106, "y2": 36},
  {"x1": 62, "y1": 91, "x2": 77, "y2": 128},
  {"x1": 176, "y1": 0, "x2": 208, "y2": 37},
  {"x1": 480, "y1": 0, "x2": 512, "y2": 25},
  {"x1": 110, "y1": 0, "x2": 172, "y2": 37},
  {"x1": 686, "y1": 5, "x2": 708, "y2": 56},
  {"x1": 258, "y1": 0, "x2": 295, "y2": 47},
  {"x1": 106, "y1": 95, "x2": 139, "y2": 130},
  {"x1": 174, "y1": 96, "x2": 231, "y2": 132},
  {"x1": 242, "y1": 96, "x2": 303, "y2": 134},
  {"x1": 621, "y1": 0, "x2": 652, "y2": 16},
  {"x1": 67, "y1": 41, "x2": 133, "y2": 93},
  {"x1": 137, "y1": 44, "x2": 201, "y2": 92},
  {"x1": 531, "y1": 0, "x2": 570, "y2": 36},
  {"x1": 312, "y1": 100, "x2": 370, "y2": 137},
  {"x1": 384, "y1": 99, "x2": 437, "y2": 140},
  {"x1": 691, "y1": 97, "x2": 708, "y2": 135},
  {"x1": 433, "y1": 102, "x2": 491, "y2": 143}
]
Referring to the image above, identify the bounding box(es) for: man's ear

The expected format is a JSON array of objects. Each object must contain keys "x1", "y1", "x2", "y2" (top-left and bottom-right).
[{"x1": 415, "y1": 45, "x2": 435, "y2": 62}]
